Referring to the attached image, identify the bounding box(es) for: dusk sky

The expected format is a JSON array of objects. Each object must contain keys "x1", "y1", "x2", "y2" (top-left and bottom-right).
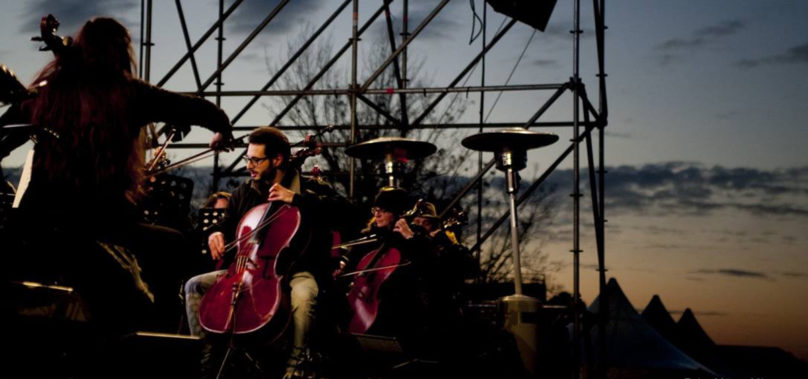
[{"x1": 1, "y1": 0, "x2": 807, "y2": 361}]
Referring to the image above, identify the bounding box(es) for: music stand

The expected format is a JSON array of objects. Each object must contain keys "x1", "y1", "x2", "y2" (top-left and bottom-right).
[{"x1": 345, "y1": 137, "x2": 436, "y2": 188}]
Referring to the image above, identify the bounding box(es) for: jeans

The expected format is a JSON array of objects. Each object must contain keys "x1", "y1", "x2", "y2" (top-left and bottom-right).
[
  {"x1": 184, "y1": 269, "x2": 226, "y2": 337},
  {"x1": 184, "y1": 270, "x2": 318, "y2": 351}
]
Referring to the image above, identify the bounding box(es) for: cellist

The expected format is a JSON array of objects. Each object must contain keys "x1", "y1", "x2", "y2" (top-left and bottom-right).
[
  {"x1": 184, "y1": 126, "x2": 349, "y2": 378},
  {"x1": 338, "y1": 187, "x2": 435, "y2": 353}
]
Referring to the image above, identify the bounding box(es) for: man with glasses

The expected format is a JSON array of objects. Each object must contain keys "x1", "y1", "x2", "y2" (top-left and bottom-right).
[{"x1": 184, "y1": 126, "x2": 349, "y2": 378}]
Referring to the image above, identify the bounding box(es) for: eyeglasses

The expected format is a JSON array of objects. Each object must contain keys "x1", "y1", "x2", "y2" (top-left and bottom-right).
[
  {"x1": 242, "y1": 156, "x2": 269, "y2": 165},
  {"x1": 370, "y1": 207, "x2": 389, "y2": 215}
]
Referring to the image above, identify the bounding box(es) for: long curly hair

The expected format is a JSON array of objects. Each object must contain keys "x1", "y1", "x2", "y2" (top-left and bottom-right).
[{"x1": 26, "y1": 17, "x2": 143, "y2": 203}]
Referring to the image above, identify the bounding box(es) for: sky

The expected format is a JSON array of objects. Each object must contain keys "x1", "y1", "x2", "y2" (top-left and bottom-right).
[{"x1": 1, "y1": 0, "x2": 807, "y2": 362}]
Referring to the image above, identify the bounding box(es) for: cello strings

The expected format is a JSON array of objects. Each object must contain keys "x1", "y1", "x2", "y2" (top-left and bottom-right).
[{"x1": 221, "y1": 206, "x2": 287, "y2": 253}]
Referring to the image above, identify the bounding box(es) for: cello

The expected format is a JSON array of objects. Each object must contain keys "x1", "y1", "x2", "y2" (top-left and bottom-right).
[
  {"x1": 345, "y1": 240, "x2": 403, "y2": 334},
  {"x1": 344, "y1": 201, "x2": 423, "y2": 334},
  {"x1": 197, "y1": 144, "x2": 320, "y2": 337}
]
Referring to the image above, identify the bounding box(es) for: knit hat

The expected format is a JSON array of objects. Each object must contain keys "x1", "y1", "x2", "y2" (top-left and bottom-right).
[{"x1": 372, "y1": 187, "x2": 409, "y2": 216}]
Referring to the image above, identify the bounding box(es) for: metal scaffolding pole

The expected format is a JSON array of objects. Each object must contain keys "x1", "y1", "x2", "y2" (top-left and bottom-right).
[
  {"x1": 401, "y1": 0, "x2": 410, "y2": 128},
  {"x1": 189, "y1": 83, "x2": 564, "y2": 97},
  {"x1": 476, "y1": 1, "x2": 487, "y2": 281},
  {"x1": 143, "y1": 0, "x2": 153, "y2": 82},
  {"x1": 572, "y1": 0, "x2": 583, "y2": 377},
  {"x1": 349, "y1": 0, "x2": 359, "y2": 198},
  {"x1": 212, "y1": 0, "x2": 225, "y2": 191},
  {"x1": 593, "y1": 0, "x2": 609, "y2": 378}
]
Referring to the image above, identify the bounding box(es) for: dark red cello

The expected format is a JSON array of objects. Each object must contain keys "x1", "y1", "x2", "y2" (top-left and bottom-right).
[
  {"x1": 198, "y1": 143, "x2": 321, "y2": 337},
  {"x1": 345, "y1": 241, "x2": 403, "y2": 333}
]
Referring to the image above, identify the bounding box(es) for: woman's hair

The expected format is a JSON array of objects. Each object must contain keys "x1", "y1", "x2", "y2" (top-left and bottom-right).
[
  {"x1": 203, "y1": 191, "x2": 231, "y2": 208},
  {"x1": 26, "y1": 17, "x2": 142, "y2": 202}
]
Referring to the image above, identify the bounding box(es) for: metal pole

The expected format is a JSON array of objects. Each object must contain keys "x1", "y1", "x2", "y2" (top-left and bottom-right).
[
  {"x1": 224, "y1": 120, "x2": 592, "y2": 133},
  {"x1": 572, "y1": 0, "x2": 583, "y2": 377},
  {"x1": 191, "y1": 83, "x2": 563, "y2": 97},
  {"x1": 476, "y1": 0, "x2": 486, "y2": 284},
  {"x1": 139, "y1": 0, "x2": 145, "y2": 78},
  {"x1": 593, "y1": 1, "x2": 609, "y2": 377},
  {"x1": 212, "y1": 0, "x2": 225, "y2": 192},
  {"x1": 506, "y1": 165, "x2": 523, "y2": 295},
  {"x1": 401, "y1": 0, "x2": 410, "y2": 126},
  {"x1": 382, "y1": 2, "x2": 407, "y2": 131},
  {"x1": 144, "y1": 0, "x2": 153, "y2": 82},
  {"x1": 349, "y1": 0, "x2": 359, "y2": 198}
]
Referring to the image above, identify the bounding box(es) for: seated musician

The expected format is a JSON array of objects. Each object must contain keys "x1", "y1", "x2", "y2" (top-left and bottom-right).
[
  {"x1": 184, "y1": 126, "x2": 348, "y2": 378},
  {"x1": 400, "y1": 202, "x2": 477, "y2": 357},
  {"x1": 406, "y1": 201, "x2": 475, "y2": 298},
  {"x1": 339, "y1": 187, "x2": 437, "y2": 352}
]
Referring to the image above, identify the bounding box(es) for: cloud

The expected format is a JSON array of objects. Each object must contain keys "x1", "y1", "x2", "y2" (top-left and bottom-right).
[
  {"x1": 604, "y1": 130, "x2": 632, "y2": 139},
  {"x1": 736, "y1": 41, "x2": 808, "y2": 68},
  {"x1": 532, "y1": 59, "x2": 559, "y2": 68},
  {"x1": 654, "y1": 20, "x2": 745, "y2": 65},
  {"x1": 694, "y1": 20, "x2": 745, "y2": 39},
  {"x1": 592, "y1": 162, "x2": 808, "y2": 218},
  {"x1": 226, "y1": 0, "x2": 325, "y2": 35},
  {"x1": 693, "y1": 268, "x2": 770, "y2": 280},
  {"x1": 369, "y1": 1, "x2": 465, "y2": 42},
  {"x1": 656, "y1": 20, "x2": 745, "y2": 52},
  {"x1": 20, "y1": 0, "x2": 139, "y2": 34}
]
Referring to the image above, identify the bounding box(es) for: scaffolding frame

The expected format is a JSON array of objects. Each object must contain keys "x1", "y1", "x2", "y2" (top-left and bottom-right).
[{"x1": 140, "y1": 0, "x2": 608, "y2": 375}]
